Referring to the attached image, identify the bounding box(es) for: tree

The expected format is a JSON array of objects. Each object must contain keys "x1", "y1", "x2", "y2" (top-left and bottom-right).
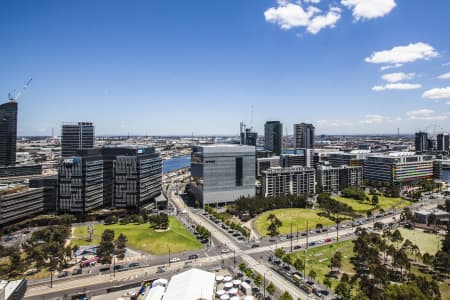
[
  {"x1": 254, "y1": 273, "x2": 263, "y2": 287},
  {"x1": 335, "y1": 282, "x2": 351, "y2": 300},
  {"x1": 422, "y1": 253, "x2": 433, "y2": 266},
  {"x1": 278, "y1": 291, "x2": 293, "y2": 300},
  {"x1": 374, "y1": 222, "x2": 384, "y2": 231},
  {"x1": 267, "y1": 214, "x2": 282, "y2": 237},
  {"x1": 275, "y1": 248, "x2": 285, "y2": 259},
  {"x1": 8, "y1": 252, "x2": 23, "y2": 277},
  {"x1": 87, "y1": 224, "x2": 94, "y2": 242},
  {"x1": 239, "y1": 262, "x2": 247, "y2": 272},
  {"x1": 266, "y1": 282, "x2": 275, "y2": 296},
  {"x1": 323, "y1": 277, "x2": 332, "y2": 289},
  {"x1": 245, "y1": 268, "x2": 254, "y2": 278},
  {"x1": 330, "y1": 251, "x2": 342, "y2": 272},
  {"x1": 308, "y1": 269, "x2": 317, "y2": 281},
  {"x1": 97, "y1": 229, "x2": 115, "y2": 264},
  {"x1": 372, "y1": 195, "x2": 379, "y2": 206},
  {"x1": 389, "y1": 229, "x2": 403, "y2": 248},
  {"x1": 282, "y1": 255, "x2": 292, "y2": 265},
  {"x1": 294, "y1": 258, "x2": 303, "y2": 271},
  {"x1": 115, "y1": 233, "x2": 128, "y2": 260}
]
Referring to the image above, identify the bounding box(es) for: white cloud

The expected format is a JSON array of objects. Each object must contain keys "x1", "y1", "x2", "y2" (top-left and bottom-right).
[
  {"x1": 437, "y1": 72, "x2": 450, "y2": 79},
  {"x1": 317, "y1": 119, "x2": 352, "y2": 128},
  {"x1": 446, "y1": 101, "x2": 450, "y2": 105},
  {"x1": 443, "y1": 62, "x2": 450, "y2": 66},
  {"x1": 381, "y1": 72, "x2": 415, "y2": 83},
  {"x1": 406, "y1": 109, "x2": 448, "y2": 121},
  {"x1": 422, "y1": 86, "x2": 450, "y2": 99},
  {"x1": 380, "y1": 63, "x2": 403, "y2": 71},
  {"x1": 365, "y1": 42, "x2": 438, "y2": 65},
  {"x1": 307, "y1": 7, "x2": 341, "y2": 34},
  {"x1": 360, "y1": 114, "x2": 386, "y2": 124},
  {"x1": 372, "y1": 83, "x2": 422, "y2": 91},
  {"x1": 341, "y1": 0, "x2": 396, "y2": 21},
  {"x1": 264, "y1": 2, "x2": 341, "y2": 34}
]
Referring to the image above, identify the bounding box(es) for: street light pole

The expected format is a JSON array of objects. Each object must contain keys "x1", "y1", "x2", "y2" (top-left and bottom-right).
[
  {"x1": 263, "y1": 272, "x2": 266, "y2": 298},
  {"x1": 168, "y1": 247, "x2": 171, "y2": 267},
  {"x1": 290, "y1": 223, "x2": 293, "y2": 252}
]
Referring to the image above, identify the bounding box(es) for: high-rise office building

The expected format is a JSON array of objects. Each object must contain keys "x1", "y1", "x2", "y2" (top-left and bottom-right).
[
  {"x1": 264, "y1": 121, "x2": 282, "y2": 156},
  {"x1": 240, "y1": 122, "x2": 258, "y2": 146},
  {"x1": 294, "y1": 123, "x2": 315, "y2": 149},
  {"x1": 61, "y1": 122, "x2": 95, "y2": 157},
  {"x1": 415, "y1": 131, "x2": 428, "y2": 154},
  {"x1": 102, "y1": 146, "x2": 162, "y2": 208},
  {"x1": 190, "y1": 144, "x2": 255, "y2": 206},
  {"x1": 58, "y1": 149, "x2": 104, "y2": 213},
  {"x1": 0, "y1": 101, "x2": 18, "y2": 166},
  {"x1": 437, "y1": 133, "x2": 449, "y2": 153}
]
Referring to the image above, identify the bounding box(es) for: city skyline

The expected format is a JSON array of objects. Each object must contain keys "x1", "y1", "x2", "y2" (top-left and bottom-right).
[{"x1": 1, "y1": 0, "x2": 450, "y2": 136}]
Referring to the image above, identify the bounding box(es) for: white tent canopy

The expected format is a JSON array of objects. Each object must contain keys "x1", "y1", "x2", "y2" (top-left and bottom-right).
[{"x1": 162, "y1": 268, "x2": 215, "y2": 300}]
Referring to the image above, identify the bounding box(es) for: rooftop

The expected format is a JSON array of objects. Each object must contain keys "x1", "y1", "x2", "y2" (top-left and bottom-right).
[{"x1": 162, "y1": 268, "x2": 215, "y2": 300}]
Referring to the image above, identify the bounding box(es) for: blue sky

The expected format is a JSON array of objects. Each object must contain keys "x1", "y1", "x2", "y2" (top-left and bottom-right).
[{"x1": 1, "y1": 0, "x2": 450, "y2": 136}]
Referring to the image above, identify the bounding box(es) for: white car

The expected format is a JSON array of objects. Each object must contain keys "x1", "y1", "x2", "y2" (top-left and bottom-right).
[
  {"x1": 169, "y1": 257, "x2": 181, "y2": 263},
  {"x1": 317, "y1": 239, "x2": 324, "y2": 244}
]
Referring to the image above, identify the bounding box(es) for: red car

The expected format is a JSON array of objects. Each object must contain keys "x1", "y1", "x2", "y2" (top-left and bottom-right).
[{"x1": 324, "y1": 238, "x2": 333, "y2": 243}]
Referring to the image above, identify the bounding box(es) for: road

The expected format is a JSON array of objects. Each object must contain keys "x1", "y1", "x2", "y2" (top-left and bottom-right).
[{"x1": 24, "y1": 180, "x2": 446, "y2": 300}]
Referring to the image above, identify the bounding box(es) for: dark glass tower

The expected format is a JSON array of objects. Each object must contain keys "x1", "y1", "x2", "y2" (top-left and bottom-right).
[
  {"x1": 0, "y1": 101, "x2": 18, "y2": 166},
  {"x1": 61, "y1": 122, "x2": 95, "y2": 157},
  {"x1": 294, "y1": 123, "x2": 315, "y2": 149},
  {"x1": 264, "y1": 121, "x2": 282, "y2": 156},
  {"x1": 415, "y1": 131, "x2": 428, "y2": 154}
]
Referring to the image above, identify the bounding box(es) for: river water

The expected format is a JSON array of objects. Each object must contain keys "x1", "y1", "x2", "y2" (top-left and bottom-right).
[{"x1": 162, "y1": 155, "x2": 191, "y2": 174}]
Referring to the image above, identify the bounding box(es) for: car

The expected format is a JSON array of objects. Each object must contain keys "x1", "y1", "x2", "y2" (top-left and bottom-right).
[
  {"x1": 322, "y1": 228, "x2": 328, "y2": 232},
  {"x1": 251, "y1": 244, "x2": 260, "y2": 248},
  {"x1": 315, "y1": 229, "x2": 321, "y2": 233},
  {"x1": 71, "y1": 268, "x2": 82, "y2": 275},
  {"x1": 156, "y1": 267, "x2": 166, "y2": 273},
  {"x1": 221, "y1": 248, "x2": 230, "y2": 253},
  {"x1": 279, "y1": 236, "x2": 286, "y2": 241},
  {"x1": 201, "y1": 239, "x2": 209, "y2": 244},
  {"x1": 57, "y1": 271, "x2": 68, "y2": 278},
  {"x1": 238, "y1": 236, "x2": 245, "y2": 241},
  {"x1": 308, "y1": 242, "x2": 316, "y2": 247},
  {"x1": 294, "y1": 245, "x2": 302, "y2": 250},
  {"x1": 128, "y1": 262, "x2": 140, "y2": 268},
  {"x1": 324, "y1": 238, "x2": 333, "y2": 243},
  {"x1": 188, "y1": 254, "x2": 199, "y2": 259},
  {"x1": 114, "y1": 264, "x2": 124, "y2": 270},
  {"x1": 317, "y1": 239, "x2": 324, "y2": 244},
  {"x1": 286, "y1": 234, "x2": 293, "y2": 239},
  {"x1": 99, "y1": 267, "x2": 110, "y2": 272},
  {"x1": 3, "y1": 236, "x2": 13, "y2": 242},
  {"x1": 24, "y1": 269, "x2": 38, "y2": 276},
  {"x1": 169, "y1": 257, "x2": 181, "y2": 263},
  {"x1": 301, "y1": 232, "x2": 307, "y2": 236}
]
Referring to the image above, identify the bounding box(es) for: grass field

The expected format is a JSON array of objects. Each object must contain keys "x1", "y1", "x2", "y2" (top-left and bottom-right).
[
  {"x1": 288, "y1": 240, "x2": 355, "y2": 289},
  {"x1": 254, "y1": 208, "x2": 338, "y2": 236},
  {"x1": 397, "y1": 228, "x2": 443, "y2": 255},
  {"x1": 71, "y1": 217, "x2": 201, "y2": 255},
  {"x1": 333, "y1": 196, "x2": 410, "y2": 213}
]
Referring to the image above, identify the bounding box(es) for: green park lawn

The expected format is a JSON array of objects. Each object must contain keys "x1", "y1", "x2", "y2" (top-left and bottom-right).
[
  {"x1": 71, "y1": 217, "x2": 201, "y2": 255},
  {"x1": 396, "y1": 228, "x2": 443, "y2": 255},
  {"x1": 333, "y1": 196, "x2": 410, "y2": 213},
  {"x1": 288, "y1": 240, "x2": 355, "y2": 290},
  {"x1": 254, "y1": 208, "x2": 339, "y2": 236}
]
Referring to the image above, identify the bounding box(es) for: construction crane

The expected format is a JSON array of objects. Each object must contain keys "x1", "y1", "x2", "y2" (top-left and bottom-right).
[{"x1": 8, "y1": 78, "x2": 32, "y2": 102}]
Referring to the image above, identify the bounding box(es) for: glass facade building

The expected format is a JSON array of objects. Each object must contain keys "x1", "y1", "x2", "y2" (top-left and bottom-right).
[
  {"x1": 190, "y1": 145, "x2": 255, "y2": 205},
  {"x1": 0, "y1": 101, "x2": 18, "y2": 166}
]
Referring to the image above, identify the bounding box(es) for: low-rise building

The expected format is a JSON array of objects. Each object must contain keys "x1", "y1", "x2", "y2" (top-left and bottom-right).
[
  {"x1": 0, "y1": 184, "x2": 44, "y2": 226},
  {"x1": 0, "y1": 279, "x2": 27, "y2": 300},
  {"x1": 363, "y1": 152, "x2": 434, "y2": 184},
  {"x1": 415, "y1": 208, "x2": 449, "y2": 224},
  {"x1": 162, "y1": 268, "x2": 215, "y2": 300},
  {"x1": 256, "y1": 156, "x2": 280, "y2": 177},
  {"x1": 262, "y1": 166, "x2": 315, "y2": 197}
]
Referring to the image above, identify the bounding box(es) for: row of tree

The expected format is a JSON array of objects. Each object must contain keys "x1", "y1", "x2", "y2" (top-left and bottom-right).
[
  {"x1": 96, "y1": 229, "x2": 128, "y2": 264},
  {"x1": 148, "y1": 213, "x2": 169, "y2": 230},
  {"x1": 232, "y1": 195, "x2": 311, "y2": 218}
]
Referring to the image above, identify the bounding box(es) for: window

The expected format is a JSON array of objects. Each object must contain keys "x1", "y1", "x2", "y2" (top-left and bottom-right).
[{"x1": 236, "y1": 157, "x2": 243, "y2": 186}]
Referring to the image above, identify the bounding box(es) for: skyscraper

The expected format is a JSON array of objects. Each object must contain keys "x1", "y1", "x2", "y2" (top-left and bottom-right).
[
  {"x1": 294, "y1": 123, "x2": 315, "y2": 149},
  {"x1": 264, "y1": 121, "x2": 282, "y2": 155},
  {"x1": 240, "y1": 122, "x2": 257, "y2": 146},
  {"x1": 61, "y1": 122, "x2": 95, "y2": 157},
  {"x1": 0, "y1": 101, "x2": 18, "y2": 166},
  {"x1": 437, "y1": 133, "x2": 449, "y2": 153},
  {"x1": 415, "y1": 131, "x2": 428, "y2": 154}
]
